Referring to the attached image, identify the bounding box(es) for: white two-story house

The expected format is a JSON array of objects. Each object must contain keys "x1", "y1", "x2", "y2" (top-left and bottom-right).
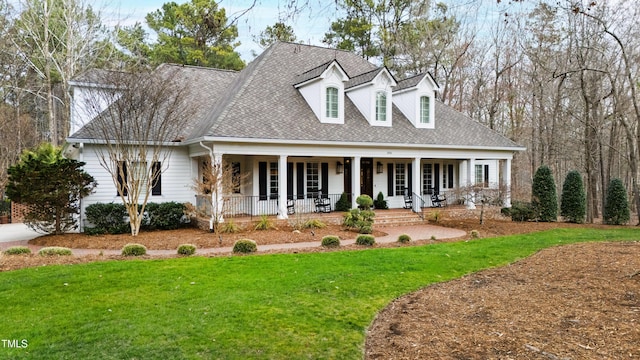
[{"x1": 66, "y1": 42, "x2": 524, "y2": 226}]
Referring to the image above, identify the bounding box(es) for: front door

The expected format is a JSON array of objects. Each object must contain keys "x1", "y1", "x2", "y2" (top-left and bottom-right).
[{"x1": 360, "y1": 158, "x2": 373, "y2": 197}]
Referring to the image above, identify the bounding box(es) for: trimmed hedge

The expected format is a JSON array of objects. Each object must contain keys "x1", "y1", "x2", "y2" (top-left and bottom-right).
[
  {"x1": 321, "y1": 235, "x2": 340, "y2": 248},
  {"x1": 233, "y1": 239, "x2": 257, "y2": 253},
  {"x1": 38, "y1": 247, "x2": 72, "y2": 256},
  {"x1": 355, "y1": 234, "x2": 375, "y2": 246},
  {"x1": 85, "y1": 202, "x2": 187, "y2": 235},
  {"x1": 4, "y1": 246, "x2": 32, "y2": 255},
  {"x1": 397, "y1": 234, "x2": 411, "y2": 243},
  {"x1": 177, "y1": 244, "x2": 197, "y2": 256},
  {"x1": 121, "y1": 243, "x2": 147, "y2": 256}
]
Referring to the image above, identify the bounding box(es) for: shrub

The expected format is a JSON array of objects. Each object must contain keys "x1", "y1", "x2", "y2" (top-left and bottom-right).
[
  {"x1": 343, "y1": 208, "x2": 375, "y2": 233},
  {"x1": 38, "y1": 247, "x2": 72, "y2": 256},
  {"x1": 470, "y1": 230, "x2": 480, "y2": 239},
  {"x1": 356, "y1": 194, "x2": 373, "y2": 210},
  {"x1": 304, "y1": 219, "x2": 327, "y2": 229},
  {"x1": 233, "y1": 239, "x2": 257, "y2": 253},
  {"x1": 85, "y1": 203, "x2": 129, "y2": 235},
  {"x1": 121, "y1": 243, "x2": 147, "y2": 256},
  {"x1": 430, "y1": 235, "x2": 437, "y2": 241},
  {"x1": 531, "y1": 165, "x2": 558, "y2": 222},
  {"x1": 397, "y1": 234, "x2": 411, "y2": 243},
  {"x1": 321, "y1": 235, "x2": 340, "y2": 248},
  {"x1": 560, "y1": 170, "x2": 586, "y2": 224},
  {"x1": 603, "y1": 178, "x2": 630, "y2": 225},
  {"x1": 254, "y1": 215, "x2": 276, "y2": 230},
  {"x1": 355, "y1": 234, "x2": 375, "y2": 246},
  {"x1": 373, "y1": 192, "x2": 388, "y2": 210},
  {"x1": 431, "y1": 211, "x2": 441, "y2": 223},
  {"x1": 509, "y1": 201, "x2": 535, "y2": 222},
  {"x1": 219, "y1": 220, "x2": 241, "y2": 234},
  {"x1": 143, "y1": 202, "x2": 186, "y2": 230},
  {"x1": 334, "y1": 192, "x2": 351, "y2": 212},
  {"x1": 4, "y1": 246, "x2": 32, "y2": 255},
  {"x1": 177, "y1": 244, "x2": 197, "y2": 256}
]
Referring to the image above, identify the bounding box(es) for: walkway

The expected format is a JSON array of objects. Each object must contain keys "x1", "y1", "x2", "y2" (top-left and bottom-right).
[{"x1": 0, "y1": 223, "x2": 466, "y2": 256}]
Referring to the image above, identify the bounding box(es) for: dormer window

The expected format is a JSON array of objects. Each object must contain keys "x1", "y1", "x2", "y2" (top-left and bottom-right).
[
  {"x1": 420, "y1": 96, "x2": 430, "y2": 124},
  {"x1": 326, "y1": 87, "x2": 339, "y2": 118},
  {"x1": 376, "y1": 91, "x2": 387, "y2": 122}
]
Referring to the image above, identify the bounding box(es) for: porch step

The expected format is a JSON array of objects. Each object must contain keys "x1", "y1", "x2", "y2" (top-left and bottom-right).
[{"x1": 373, "y1": 210, "x2": 426, "y2": 226}]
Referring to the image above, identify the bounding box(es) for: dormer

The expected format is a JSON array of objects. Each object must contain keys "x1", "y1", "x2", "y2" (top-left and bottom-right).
[
  {"x1": 294, "y1": 60, "x2": 349, "y2": 124},
  {"x1": 393, "y1": 73, "x2": 439, "y2": 129},
  {"x1": 345, "y1": 67, "x2": 397, "y2": 127}
]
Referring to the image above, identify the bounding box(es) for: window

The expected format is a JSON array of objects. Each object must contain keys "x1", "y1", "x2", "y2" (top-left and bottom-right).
[
  {"x1": 420, "y1": 96, "x2": 430, "y2": 124},
  {"x1": 117, "y1": 161, "x2": 161, "y2": 196},
  {"x1": 269, "y1": 162, "x2": 278, "y2": 199},
  {"x1": 443, "y1": 164, "x2": 454, "y2": 189},
  {"x1": 422, "y1": 163, "x2": 433, "y2": 194},
  {"x1": 375, "y1": 91, "x2": 387, "y2": 122},
  {"x1": 306, "y1": 163, "x2": 319, "y2": 197},
  {"x1": 326, "y1": 87, "x2": 339, "y2": 118},
  {"x1": 475, "y1": 164, "x2": 490, "y2": 187},
  {"x1": 395, "y1": 163, "x2": 405, "y2": 196}
]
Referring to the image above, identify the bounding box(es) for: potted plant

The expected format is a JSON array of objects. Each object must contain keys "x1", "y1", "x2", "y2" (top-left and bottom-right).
[{"x1": 373, "y1": 191, "x2": 388, "y2": 210}]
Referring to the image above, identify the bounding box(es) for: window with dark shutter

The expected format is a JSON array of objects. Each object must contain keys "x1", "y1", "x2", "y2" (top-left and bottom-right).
[
  {"x1": 387, "y1": 163, "x2": 394, "y2": 196},
  {"x1": 259, "y1": 162, "x2": 267, "y2": 200},
  {"x1": 296, "y1": 163, "x2": 304, "y2": 199},
  {"x1": 321, "y1": 163, "x2": 328, "y2": 198}
]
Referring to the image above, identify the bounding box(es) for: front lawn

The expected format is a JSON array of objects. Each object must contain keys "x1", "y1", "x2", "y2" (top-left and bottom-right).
[{"x1": 0, "y1": 227, "x2": 637, "y2": 359}]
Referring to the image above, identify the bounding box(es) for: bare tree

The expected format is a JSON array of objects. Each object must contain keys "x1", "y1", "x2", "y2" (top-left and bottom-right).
[{"x1": 78, "y1": 66, "x2": 194, "y2": 236}]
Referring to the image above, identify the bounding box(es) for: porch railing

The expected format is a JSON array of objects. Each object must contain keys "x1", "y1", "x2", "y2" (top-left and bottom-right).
[
  {"x1": 196, "y1": 194, "x2": 346, "y2": 220},
  {"x1": 412, "y1": 192, "x2": 427, "y2": 220}
]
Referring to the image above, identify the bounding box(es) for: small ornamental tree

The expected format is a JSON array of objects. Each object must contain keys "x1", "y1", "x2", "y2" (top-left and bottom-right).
[
  {"x1": 6, "y1": 143, "x2": 96, "y2": 234},
  {"x1": 603, "y1": 178, "x2": 630, "y2": 225},
  {"x1": 531, "y1": 165, "x2": 557, "y2": 222},
  {"x1": 560, "y1": 170, "x2": 586, "y2": 223}
]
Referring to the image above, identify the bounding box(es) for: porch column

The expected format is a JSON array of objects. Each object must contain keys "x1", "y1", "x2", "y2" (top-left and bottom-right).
[
  {"x1": 412, "y1": 157, "x2": 421, "y2": 212},
  {"x1": 212, "y1": 153, "x2": 224, "y2": 224},
  {"x1": 466, "y1": 158, "x2": 476, "y2": 209},
  {"x1": 277, "y1": 155, "x2": 288, "y2": 219},
  {"x1": 352, "y1": 156, "x2": 361, "y2": 209},
  {"x1": 502, "y1": 158, "x2": 512, "y2": 207}
]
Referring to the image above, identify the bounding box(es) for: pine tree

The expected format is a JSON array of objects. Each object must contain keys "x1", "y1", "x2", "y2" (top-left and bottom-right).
[
  {"x1": 603, "y1": 178, "x2": 630, "y2": 225},
  {"x1": 560, "y1": 170, "x2": 586, "y2": 223},
  {"x1": 531, "y1": 165, "x2": 558, "y2": 222}
]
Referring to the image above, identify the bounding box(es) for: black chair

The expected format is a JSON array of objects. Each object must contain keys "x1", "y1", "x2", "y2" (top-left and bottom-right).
[
  {"x1": 429, "y1": 187, "x2": 447, "y2": 208},
  {"x1": 403, "y1": 188, "x2": 413, "y2": 209},
  {"x1": 314, "y1": 192, "x2": 331, "y2": 213},
  {"x1": 287, "y1": 199, "x2": 295, "y2": 215}
]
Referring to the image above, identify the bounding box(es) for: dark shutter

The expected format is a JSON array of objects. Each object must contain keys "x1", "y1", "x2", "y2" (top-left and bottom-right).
[
  {"x1": 407, "y1": 163, "x2": 413, "y2": 194},
  {"x1": 287, "y1": 162, "x2": 294, "y2": 200},
  {"x1": 296, "y1": 163, "x2": 304, "y2": 199},
  {"x1": 387, "y1": 163, "x2": 394, "y2": 196},
  {"x1": 152, "y1": 162, "x2": 162, "y2": 196},
  {"x1": 258, "y1": 162, "x2": 267, "y2": 200},
  {"x1": 117, "y1": 162, "x2": 128, "y2": 196},
  {"x1": 321, "y1": 162, "x2": 329, "y2": 198},
  {"x1": 434, "y1": 163, "x2": 440, "y2": 192},
  {"x1": 484, "y1": 164, "x2": 490, "y2": 186}
]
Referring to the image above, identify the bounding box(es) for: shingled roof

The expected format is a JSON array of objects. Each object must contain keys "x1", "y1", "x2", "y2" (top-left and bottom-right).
[{"x1": 71, "y1": 42, "x2": 521, "y2": 150}]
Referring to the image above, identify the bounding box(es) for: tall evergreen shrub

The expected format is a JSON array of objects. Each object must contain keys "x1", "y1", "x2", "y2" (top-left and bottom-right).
[
  {"x1": 560, "y1": 170, "x2": 586, "y2": 223},
  {"x1": 531, "y1": 165, "x2": 557, "y2": 222},
  {"x1": 603, "y1": 178, "x2": 630, "y2": 225}
]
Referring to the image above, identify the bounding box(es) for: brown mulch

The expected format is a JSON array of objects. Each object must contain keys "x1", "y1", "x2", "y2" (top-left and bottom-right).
[{"x1": 2, "y1": 217, "x2": 640, "y2": 359}]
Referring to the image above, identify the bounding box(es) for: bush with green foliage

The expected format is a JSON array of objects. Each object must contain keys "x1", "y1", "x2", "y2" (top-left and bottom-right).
[
  {"x1": 334, "y1": 192, "x2": 351, "y2": 212},
  {"x1": 304, "y1": 219, "x2": 326, "y2": 229},
  {"x1": 219, "y1": 220, "x2": 241, "y2": 233},
  {"x1": 356, "y1": 194, "x2": 373, "y2": 210},
  {"x1": 255, "y1": 215, "x2": 276, "y2": 230},
  {"x1": 373, "y1": 192, "x2": 388, "y2": 210},
  {"x1": 343, "y1": 208, "x2": 375, "y2": 234},
  {"x1": 143, "y1": 202, "x2": 186, "y2": 230},
  {"x1": 177, "y1": 244, "x2": 197, "y2": 256},
  {"x1": 233, "y1": 239, "x2": 257, "y2": 253},
  {"x1": 4, "y1": 246, "x2": 32, "y2": 255},
  {"x1": 121, "y1": 243, "x2": 147, "y2": 256},
  {"x1": 6, "y1": 143, "x2": 96, "y2": 234},
  {"x1": 603, "y1": 178, "x2": 630, "y2": 225},
  {"x1": 38, "y1": 247, "x2": 73, "y2": 256},
  {"x1": 470, "y1": 230, "x2": 480, "y2": 239},
  {"x1": 531, "y1": 165, "x2": 558, "y2": 222},
  {"x1": 508, "y1": 201, "x2": 535, "y2": 222},
  {"x1": 321, "y1": 235, "x2": 340, "y2": 248},
  {"x1": 355, "y1": 234, "x2": 375, "y2": 246},
  {"x1": 0, "y1": 198, "x2": 10, "y2": 216},
  {"x1": 85, "y1": 203, "x2": 129, "y2": 235},
  {"x1": 560, "y1": 170, "x2": 586, "y2": 223},
  {"x1": 397, "y1": 234, "x2": 411, "y2": 243}
]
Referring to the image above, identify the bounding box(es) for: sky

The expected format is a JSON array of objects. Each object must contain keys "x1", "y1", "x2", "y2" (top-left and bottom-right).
[{"x1": 108, "y1": 0, "x2": 335, "y2": 61}]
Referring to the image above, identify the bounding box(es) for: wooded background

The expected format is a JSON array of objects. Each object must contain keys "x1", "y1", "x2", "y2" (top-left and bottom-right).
[{"x1": 1, "y1": 0, "x2": 638, "y2": 223}]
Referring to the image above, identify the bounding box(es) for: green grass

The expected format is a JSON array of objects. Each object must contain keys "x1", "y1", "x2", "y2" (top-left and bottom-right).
[{"x1": 0, "y1": 227, "x2": 637, "y2": 359}]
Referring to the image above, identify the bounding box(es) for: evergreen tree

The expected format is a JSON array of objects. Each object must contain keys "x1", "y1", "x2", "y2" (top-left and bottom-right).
[
  {"x1": 560, "y1": 170, "x2": 586, "y2": 223},
  {"x1": 6, "y1": 143, "x2": 96, "y2": 234},
  {"x1": 603, "y1": 178, "x2": 630, "y2": 225},
  {"x1": 531, "y1": 165, "x2": 557, "y2": 222}
]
